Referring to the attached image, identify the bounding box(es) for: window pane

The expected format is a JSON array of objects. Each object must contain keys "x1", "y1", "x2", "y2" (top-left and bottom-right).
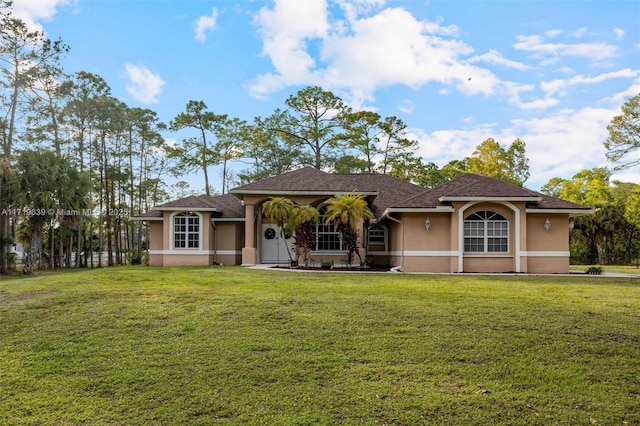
[
  {"x1": 317, "y1": 208, "x2": 343, "y2": 251},
  {"x1": 174, "y1": 213, "x2": 200, "y2": 249},
  {"x1": 464, "y1": 237, "x2": 484, "y2": 252},
  {"x1": 464, "y1": 211, "x2": 508, "y2": 253}
]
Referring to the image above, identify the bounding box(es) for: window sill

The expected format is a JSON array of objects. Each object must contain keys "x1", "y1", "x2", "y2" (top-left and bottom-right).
[{"x1": 463, "y1": 253, "x2": 512, "y2": 258}]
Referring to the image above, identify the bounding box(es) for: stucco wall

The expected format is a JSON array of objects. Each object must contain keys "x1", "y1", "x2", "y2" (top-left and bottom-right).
[
  {"x1": 212, "y1": 221, "x2": 243, "y2": 265},
  {"x1": 525, "y1": 213, "x2": 570, "y2": 274}
]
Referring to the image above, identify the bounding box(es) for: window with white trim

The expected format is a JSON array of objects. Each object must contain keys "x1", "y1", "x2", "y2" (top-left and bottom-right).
[
  {"x1": 316, "y1": 206, "x2": 344, "y2": 251},
  {"x1": 464, "y1": 211, "x2": 508, "y2": 253},
  {"x1": 368, "y1": 225, "x2": 386, "y2": 244},
  {"x1": 173, "y1": 212, "x2": 200, "y2": 249}
]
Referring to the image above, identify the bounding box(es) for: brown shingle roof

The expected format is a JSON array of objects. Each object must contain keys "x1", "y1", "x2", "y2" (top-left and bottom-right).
[
  {"x1": 396, "y1": 174, "x2": 590, "y2": 210},
  {"x1": 230, "y1": 167, "x2": 430, "y2": 218},
  {"x1": 137, "y1": 169, "x2": 589, "y2": 221},
  {"x1": 136, "y1": 193, "x2": 245, "y2": 219}
]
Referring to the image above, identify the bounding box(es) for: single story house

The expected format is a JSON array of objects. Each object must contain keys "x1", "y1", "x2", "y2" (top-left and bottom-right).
[{"x1": 133, "y1": 167, "x2": 592, "y2": 273}]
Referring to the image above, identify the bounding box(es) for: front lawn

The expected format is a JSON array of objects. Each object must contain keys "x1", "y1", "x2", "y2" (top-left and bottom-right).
[{"x1": 1, "y1": 266, "x2": 638, "y2": 425}]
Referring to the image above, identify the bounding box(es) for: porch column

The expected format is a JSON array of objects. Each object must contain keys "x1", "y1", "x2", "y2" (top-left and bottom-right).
[{"x1": 241, "y1": 203, "x2": 257, "y2": 265}]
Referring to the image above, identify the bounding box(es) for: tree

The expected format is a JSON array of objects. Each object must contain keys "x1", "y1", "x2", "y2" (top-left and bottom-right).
[
  {"x1": 388, "y1": 152, "x2": 448, "y2": 188},
  {"x1": 623, "y1": 186, "x2": 640, "y2": 266},
  {"x1": 441, "y1": 158, "x2": 469, "y2": 180},
  {"x1": 0, "y1": 5, "x2": 69, "y2": 270},
  {"x1": 215, "y1": 116, "x2": 246, "y2": 194},
  {"x1": 270, "y1": 86, "x2": 349, "y2": 170},
  {"x1": 540, "y1": 169, "x2": 640, "y2": 265},
  {"x1": 236, "y1": 117, "x2": 302, "y2": 184},
  {"x1": 341, "y1": 110, "x2": 381, "y2": 173},
  {"x1": 323, "y1": 193, "x2": 374, "y2": 266},
  {"x1": 541, "y1": 168, "x2": 612, "y2": 206},
  {"x1": 333, "y1": 155, "x2": 370, "y2": 174},
  {"x1": 604, "y1": 93, "x2": 640, "y2": 170},
  {"x1": 285, "y1": 204, "x2": 319, "y2": 267},
  {"x1": 60, "y1": 71, "x2": 111, "y2": 267},
  {"x1": 169, "y1": 100, "x2": 227, "y2": 196},
  {"x1": 262, "y1": 197, "x2": 295, "y2": 261},
  {"x1": 0, "y1": 10, "x2": 69, "y2": 159},
  {"x1": 467, "y1": 138, "x2": 530, "y2": 186},
  {"x1": 378, "y1": 116, "x2": 419, "y2": 175},
  {"x1": 6, "y1": 149, "x2": 88, "y2": 274},
  {"x1": 0, "y1": 156, "x2": 14, "y2": 274}
]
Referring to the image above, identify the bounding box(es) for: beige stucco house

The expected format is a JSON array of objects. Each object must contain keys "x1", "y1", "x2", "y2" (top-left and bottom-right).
[{"x1": 134, "y1": 167, "x2": 592, "y2": 273}]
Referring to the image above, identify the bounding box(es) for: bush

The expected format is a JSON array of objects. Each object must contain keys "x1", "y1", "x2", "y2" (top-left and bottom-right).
[{"x1": 585, "y1": 266, "x2": 603, "y2": 275}]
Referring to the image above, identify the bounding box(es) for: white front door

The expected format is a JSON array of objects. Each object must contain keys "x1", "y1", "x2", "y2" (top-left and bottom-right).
[{"x1": 261, "y1": 224, "x2": 294, "y2": 263}]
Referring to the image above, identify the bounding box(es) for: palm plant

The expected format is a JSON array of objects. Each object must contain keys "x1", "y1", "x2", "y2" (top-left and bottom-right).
[
  {"x1": 262, "y1": 196, "x2": 295, "y2": 261},
  {"x1": 324, "y1": 193, "x2": 374, "y2": 266},
  {"x1": 0, "y1": 157, "x2": 15, "y2": 274},
  {"x1": 285, "y1": 204, "x2": 319, "y2": 267},
  {"x1": 9, "y1": 149, "x2": 89, "y2": 274}
]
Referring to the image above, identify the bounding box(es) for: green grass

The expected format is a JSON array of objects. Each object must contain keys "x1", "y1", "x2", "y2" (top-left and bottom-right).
[
  {"x1": 571, "y1": 264, "x2": 640, "y2": 275},
  {"x1": 1, "y1": 266, "x2": 639, "y2": 425}
]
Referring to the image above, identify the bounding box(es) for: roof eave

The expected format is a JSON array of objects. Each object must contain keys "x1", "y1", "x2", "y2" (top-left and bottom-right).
[
  {"x1": 130, "y1": 216, "x2": 163, "y2": 221},
  {"x1": 151, "y1": 207, "x2": 219, "y2": 212},
  {"x1": 229, "y1": 189, "x2": 379, "y2": 197},
  {"x1": 526, "y1": 208, "x2": 595, "y2": 216},
  {"x1": 379, "y1": 206, "x2": 454, "y2": 219},
  {"x1": 439, "y1": 196, "x2": 542, "y2": 202}
]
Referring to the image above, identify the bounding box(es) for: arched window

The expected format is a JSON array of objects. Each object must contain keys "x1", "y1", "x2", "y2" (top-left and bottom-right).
[
  {"x1": 368, "y1": 225, "x2": 386, "y2": 244},
  {"x1": 464, "y1": 210, "x2": 508, "y2": 253},
  {"x1": 316, "y1": 205, "x2": 344, "y2": 251},
  {"x1": 173, "y1": 212, "x2": 200, "y2": 249}
]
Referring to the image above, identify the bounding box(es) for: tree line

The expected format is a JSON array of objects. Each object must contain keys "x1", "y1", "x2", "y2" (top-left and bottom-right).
[{"x1": 0, "y1": 1, "x2": 638, "y2": 273}]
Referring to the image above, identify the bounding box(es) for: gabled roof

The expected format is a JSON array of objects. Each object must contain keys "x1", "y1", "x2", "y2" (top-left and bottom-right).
[
  {"x1": 389, "y1": 173, "x2": 590, "y2": 212},
  {"x1": 133, "y1": 193, "x2": 245, "y2": 220},
  {"x1": 229, "y1": 167, "x2": 430, "y2": 218},
  {"x1": 134, "y1": 169, "x2": 590, "y2": 221}
]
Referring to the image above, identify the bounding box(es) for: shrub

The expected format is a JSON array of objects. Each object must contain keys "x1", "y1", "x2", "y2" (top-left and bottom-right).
[{"x1": 585, "y1": 266, "x2": 603, "y2": 275}]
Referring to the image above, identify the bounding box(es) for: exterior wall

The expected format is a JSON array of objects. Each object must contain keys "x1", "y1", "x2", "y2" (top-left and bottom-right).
[
  {"x1": 147, "y1": 195, "x2": 574, "y2": 274},
  {"x1": 457, "y1": 201, "x2": 522, "y2": 273},
  {"x1": 394, "y1": 213, "x2": 455, "y2": 273},
  {"x1": 525, "y1": 214, "x2": 570, "y2": 273},
  {"x1": 149, "y1": 211, "x2": 218, "y2": 267},
  {"x1": 212, "y1": 221, "x2": 244, "y2": 265},
  {"x1": 148, "y1": 221, "x2": 164, "y2": 266},
  {"x1": 248, "y1": 195, "x2": 371, "y2": 266}
]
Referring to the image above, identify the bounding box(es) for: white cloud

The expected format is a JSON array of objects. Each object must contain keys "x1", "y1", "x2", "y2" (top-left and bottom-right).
[
  {"x1": 469, "y1": 49, "x2": 531, "y2": 71},
  {"x1": 540, "y1": 69, "x2": 640, "y2": 98},
  {"x1": 10, "y1": 0, "x2": 73, "y2": 31},
  {"x1": 613, "y1": 28, "x2": 625, "y2": 40},
  {"x1": 513, "y1": 34, "x2": 617, "y2": 64},
  {"x1": 397, "y1": 99, "x2": 414, "y2": 114},
  {"x1": 124, "y1": 64, "x2": 165, "y2": 104},
  {"x1": 410, "y1": 100, "x2": 630, "y2": 189},
  {"x1": 569, "y1": 27, "x2": 587, "y2": 39},
  {"x1": 194, "y1": 7, "x2": 218, "y2": 43},
  {"x1": 250, "y1": 0, "x2": 329, "y2": 96},
  {"x1": 250, "y1": 1, "x2": 491, "y2": 105}
]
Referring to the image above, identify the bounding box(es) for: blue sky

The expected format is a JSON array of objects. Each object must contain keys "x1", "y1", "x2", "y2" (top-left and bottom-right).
[{"x1": 12, "y1": 0, "x2": 640, "y2": 191}]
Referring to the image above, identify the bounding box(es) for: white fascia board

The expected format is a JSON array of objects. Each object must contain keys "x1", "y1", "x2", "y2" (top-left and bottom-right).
[
  {"x1": 229, "y1": 190, "x2": 378, "y2": 197},
  {"x1": 210, "y1": 217, "x2": 246, "y2": 222},
  {"x1": 152, "y1": 206, "x2": 219, "y2": 212},
  {"x1": 379, "y1": 206, "x2": 454, "y2": 219},
  {"x1": 439, "y1": 196, "x2": 542, "y2": 202},
  {"x1": 525, "y1": 208, "x2": 594, "y2": 215}
]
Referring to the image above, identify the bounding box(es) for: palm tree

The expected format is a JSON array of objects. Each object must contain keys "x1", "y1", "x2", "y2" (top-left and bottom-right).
[
  {"x1": 324, "y1": 193, "x2": 374, "y2": 266},
  {"x1": 10, "y1": 149, "x2": 89, "y2": 274},
  {"x1": 262, "y1": 196, "x2": 295, "y2": 261},
  {"x1": 0, "y1": 157, "x2": 15, "y2": 274},
  {"x1": 285, "y1": 204, "x2": 319, "y2": 267}
]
